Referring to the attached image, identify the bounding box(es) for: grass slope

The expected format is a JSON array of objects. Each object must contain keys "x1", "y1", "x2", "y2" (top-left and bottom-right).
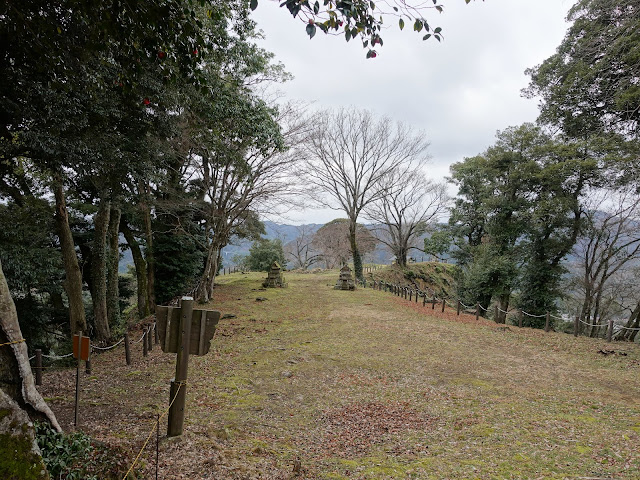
[{"x1": 41, "y1": 270, "x2": 640, "y2": 479}]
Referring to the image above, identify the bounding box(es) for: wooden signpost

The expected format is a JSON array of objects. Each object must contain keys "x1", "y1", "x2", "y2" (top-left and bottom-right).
[
  {"x1": 72, "y1": 332, "x2": 90, "y2": 426},
  {"x1": 155, "y1": 297, "x2": 221, "y2": 437}
]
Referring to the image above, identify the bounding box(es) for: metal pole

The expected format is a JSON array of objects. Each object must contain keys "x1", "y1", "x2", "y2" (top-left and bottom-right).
[{"x1": 74, "y1": 332, "x2": 82, "y2": 427}]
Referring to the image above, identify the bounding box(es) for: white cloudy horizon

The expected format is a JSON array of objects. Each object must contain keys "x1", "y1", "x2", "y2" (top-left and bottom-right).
[{"x1": 251, "y1": 0, "x2": 575, "y2": 225}]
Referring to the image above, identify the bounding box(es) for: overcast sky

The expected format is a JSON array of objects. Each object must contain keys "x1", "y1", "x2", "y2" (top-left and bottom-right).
[{"x1": 250, "y1": 0, "x2": 575, "y2": 224}]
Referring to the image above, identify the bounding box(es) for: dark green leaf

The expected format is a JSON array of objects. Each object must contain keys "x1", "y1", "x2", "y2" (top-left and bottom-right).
[
  {"x1": 250, "y1": 0, "x2": 258, "y2": 10},
  {"x1": 399, "y1": 18, "x2": 404, "y2": 30}
]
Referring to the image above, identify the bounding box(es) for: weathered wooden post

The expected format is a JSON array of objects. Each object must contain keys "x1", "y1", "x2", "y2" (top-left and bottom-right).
[
  {"x1": 147, "y1": 325, "x2": 153, "y2": 352},
  {"x1": 167, "y1": 298, "x2": 193, "y2": 437},
  {"x1": 574, "y1": 316, "x2": 579, "y2": 337},
  {"x1": 423, "y1": 293, "x2": 426, "y2": 307},
  {"x1": 441, "y1": 298, "x2": 445, "y2": 312},
  {"x1": 494, "y1": 305, "x2": 499, "y2": 322},
  {"x1": 409, "y1": 290, "x2": 412, "y2": 302},
  {"x1": 432, "y1": 298, "x2": 436, "y2": 310},
  {"x1": 35, "y1": 349, "x2": 43, "y2": 386},
  {"x1": 124, "y1": 332, "x2": 131, "y2": 365},
  {"x1": 544, "y1": 312, "x2": 550, "y2": 332},
  {"x1": 143, "y1": 329, "x2": 148, "y2": 357},
  {"x1": 85, "y1": 348, "x2": 91, "y2": 374},
  {"x1": 457, "y1": 300, "x2": 461, "y2": 316},
  {"x1": 519, "y1": 309, "x2": 523, "y2": 328},
  {"x1": 154, "y1": 322, "x2": 159, "y2": 345},
  {"x1": 476, "y1": 303, "x2": 480, "y2": 321},
  {"x1": 156, "y1": 297, "x2": 220, "y2": 438},
  {"x1": 607, "y1": 318, "x2": 614, "y2": 342},
  {"x1": 415, "y1": 290, "x2": 418, "y2": 303}
]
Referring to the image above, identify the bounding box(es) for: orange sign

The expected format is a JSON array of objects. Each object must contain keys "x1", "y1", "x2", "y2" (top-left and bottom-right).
[{"x1": 72, "y1": 335, "x2": 90, "y2": 361}]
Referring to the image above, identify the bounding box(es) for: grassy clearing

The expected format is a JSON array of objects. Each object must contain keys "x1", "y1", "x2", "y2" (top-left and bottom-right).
[{"x1": 41, "y1": 270, "x2": 640, "y2": 479}]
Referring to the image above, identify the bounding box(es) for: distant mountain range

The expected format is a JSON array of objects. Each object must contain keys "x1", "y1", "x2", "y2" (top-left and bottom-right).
[{"x1": 119, "y1": 220, "x2": 435, "y2": 273}]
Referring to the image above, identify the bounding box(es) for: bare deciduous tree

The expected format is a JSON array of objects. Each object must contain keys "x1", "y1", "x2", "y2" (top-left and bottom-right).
[
  {"x1": 366, "y1": 168, "x2": 448, "y2": 267},
  {"x1": 298, "y1": 107, "x2": 430, "y2": 279},
  {"x1": 312, "y1": 219, "x2": 377, "y2": 269},
  {"x1": 284, "y1": 225, "x2": 321, "y2": 270},
  {"x1": 568, "y1": 188, "x2": 640, "y2": 337}
]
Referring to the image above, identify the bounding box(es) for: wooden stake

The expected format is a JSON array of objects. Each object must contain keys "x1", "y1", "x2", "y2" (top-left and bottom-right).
[
  {"x1": 441, "y1": 298, "x2": 445, "y2": 312},
  {"x1": 143, "y1": 330, "x2": 148, "y2": 357},
  {"x1": 124, "y1": 332, "x2": 131, "y2": 365},
  {"x1": 147, "y1": 325, "x2": 153, "y2": 352},
  {"x1": 457, "y1": 300, "x2": 461, "y2": 316},
  {"x1": 519, "y1": 310, "x2": 523, "y2": 328},
  {"x1": 167, "y1": 297, "x2": 194, "y2": 437},
  {"x1": 574, "y1": 316, "x2": 579, "y2": 337},
  {"x1": 476, "y1": 303, "x2": 480, "y2": 321},
  {"x1": 544, "y1": 312, "x2": 550, "y2": 332},
  {"x1": 607, "y1": 318, "x2": 614, "y2": 342}
]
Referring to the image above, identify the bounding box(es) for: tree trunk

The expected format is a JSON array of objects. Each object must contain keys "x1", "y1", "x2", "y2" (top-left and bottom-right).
[
  {"x1": 52, "y1": 172, "x2": 87, "y2": 334},
  {"x1": 140, "y1": 187, "x2": 156, "y2": 312},
  {"x1": 496, "y1": 294, "x2": 510, "y2": 324},
  {"x1": 121, "y1": 221, "x2": 149, "y2": 319},
  {"x1": 90, "y1": 197, "x2": 111, "y2": 341},
  {"x1": 106, "y1": 206, "x2": 121, "y2": 330},
  {"x1": 349, "y1": 220, "x2": 363, "y2": 280},
  {"x1": 614, "y1": 301, "x2": 640, "y2": 342},
  {"x1": 0, "y1": 258, "x2": 61, "y2": 431}
]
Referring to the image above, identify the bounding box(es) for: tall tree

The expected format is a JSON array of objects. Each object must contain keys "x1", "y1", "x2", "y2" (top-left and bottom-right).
[
  {"x1": 299, "y1": 108, "x2": 429, "y2": 279},
  {"x1": 525, "y1": 0, "x2": 640, "y2": 138},
  {"x1": 367, "y1": 169, "x2": 448, "y2": 267}
]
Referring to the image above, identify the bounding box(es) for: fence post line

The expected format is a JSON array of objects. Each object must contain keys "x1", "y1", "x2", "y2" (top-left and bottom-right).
[
  {"x1": 423, "y1": 293, "x2": 426, "y2": 307},
  {"x1": 544, "y1": 312, "x2": 550, "y2": 332},
  {"x1": 154, "y1": 322, "x2": 159, "y2": 345},
  {"x1": 143, "y1": 329, "x2": 148, "y2": 357},
  {"x1": 85, "y1": 348, "x2": 91, "y2": 375},
  {"x1": 35, "y1": 349, "x2": 43, "y2": 386},
  {"x1": 476, "y1": 303, "x2": 480, "y2": 321},
  {"x1": 457, "y1": 300, "x2": 461, "y2": 316},
  {"x1": 519, "y1": 309, "x2": 523, "y2": 328},
  {"x1": 574, "y1": 316, "x2": 579, "y2": 337},
  {"x1": 147, "y1": 325, "x2": 153, "y2": 352},
  {"x1": 494, "y1": 305, "x2": 498, "y2": 322},
  {"x1": 607, "y1": 318, "x2": 614, "y2": 342},
  {"x1": 415, "y1": 290, "x2": 418, "y2": 303},
  {"x1": 432, "y1": 298, "x2": 436, "y2": 310},
  {"x1": 124, "y1": 332, "x2": 131, "y2": 365},
  {"x1": 409, "y1": 290, "x2": 412, "y2": 302},
  {"x1": 441, "y1": 298, "x2": 445, "y2": 312}
]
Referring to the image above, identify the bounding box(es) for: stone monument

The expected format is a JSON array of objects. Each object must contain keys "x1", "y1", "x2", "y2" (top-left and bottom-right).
[
  {"x1": 263, "y1": 261, "x2": 287, "y2": 288},
  {"x1": 335, "y1": 264, "x2": 355, "y2": 290}
]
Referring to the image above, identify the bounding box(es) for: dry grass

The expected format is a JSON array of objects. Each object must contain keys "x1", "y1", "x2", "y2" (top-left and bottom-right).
[{"x1": 41, "y1": 270, "x2": 640, "y2": 479}]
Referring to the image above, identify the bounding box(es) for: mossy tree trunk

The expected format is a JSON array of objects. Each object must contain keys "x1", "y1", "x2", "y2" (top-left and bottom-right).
[
  {"x1": 90, "y1": 197, "x2": 111, "y2": 341},
  {"x1": 52, "y1": 172, "x2": 86, "y2": 335},
  {"x1": 106, "y1": 206, "x2": 121, "y2": 329},
  {"x1": 0, "y1": 258, "x2": 61, "y2": 431}
]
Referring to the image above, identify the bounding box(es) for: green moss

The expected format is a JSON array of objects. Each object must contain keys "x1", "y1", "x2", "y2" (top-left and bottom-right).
[
  {"x1": 0, "y1": 433, "x2": 48, "y2": 480},
  {"x1": 0, "y1": 408, "x2": 11, "y2": 421}
]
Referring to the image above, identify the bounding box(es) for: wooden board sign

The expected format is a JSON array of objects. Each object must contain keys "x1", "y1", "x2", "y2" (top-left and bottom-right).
[
  {"x1": 156, "y1": 306, "x2": 220, "y2": 356},
  {"x1": 72, "y1": 335, "x2": 90, "y2": 361}
]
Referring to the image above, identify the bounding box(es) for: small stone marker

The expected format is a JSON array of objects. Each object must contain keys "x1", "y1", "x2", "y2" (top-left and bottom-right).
[
  {"x1": 263, "y1": 261, "x2": 287, "y2": 288},
  {"x1": 334, "y1": 265, "x2": 355, "y2": 290}
]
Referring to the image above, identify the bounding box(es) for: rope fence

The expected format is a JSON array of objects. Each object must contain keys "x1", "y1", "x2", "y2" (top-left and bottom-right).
[
  {"x1": 363, "y1": 278, "x2": 640, "y2": 341},
  {"x1": 26, "y1": 323, "x2": 158, "y2": 387}
]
